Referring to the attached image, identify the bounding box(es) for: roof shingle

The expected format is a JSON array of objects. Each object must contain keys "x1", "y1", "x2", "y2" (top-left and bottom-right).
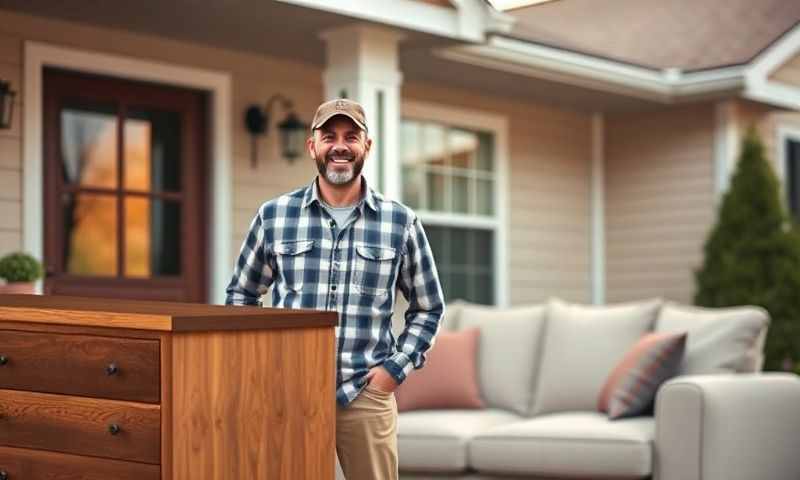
[{"x1": 503, "y1": 0, "x2": 800, "y2": 72}]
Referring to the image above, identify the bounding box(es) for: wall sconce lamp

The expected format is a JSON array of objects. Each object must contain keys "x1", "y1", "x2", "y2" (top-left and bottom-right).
[
  {"x1": 244, "y1": 94, "x2": 307, "y2": 168},
  {"x1": 0, "y1": 80, "x2": 16, "y2": 130}
]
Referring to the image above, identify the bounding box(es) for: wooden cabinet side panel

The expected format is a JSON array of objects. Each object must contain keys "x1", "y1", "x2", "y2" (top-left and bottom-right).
[{"x1": 171, "y1": 327, "x2": 335, "y2": 480}]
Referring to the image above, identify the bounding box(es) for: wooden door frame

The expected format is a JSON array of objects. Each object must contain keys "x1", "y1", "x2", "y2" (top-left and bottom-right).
[
  {"x1": 23, "y1": 41, "x2": 232, "y2": 304},
  {"x1": 43, "y1": 69, "x2": 207, "y2": 302}
]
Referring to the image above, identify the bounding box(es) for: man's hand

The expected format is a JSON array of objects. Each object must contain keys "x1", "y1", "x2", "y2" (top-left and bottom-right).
[{"x1": 365, "y1": 365, "x2": 399, "y2": 393}]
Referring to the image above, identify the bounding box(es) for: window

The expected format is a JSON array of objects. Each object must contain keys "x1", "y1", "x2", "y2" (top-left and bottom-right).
[
  {"x1": 787, "y1": 138, "x2": 800, "y2": 224},
  {"x1": 43, "y1": 68, "x2": 207, "y2": 302},
  {"x1": 400, "y1": 117, "x2": 500, "y2": 305}
]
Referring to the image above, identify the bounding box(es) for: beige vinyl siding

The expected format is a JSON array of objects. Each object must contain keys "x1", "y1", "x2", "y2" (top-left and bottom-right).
[
  {"x1": 0, "y1": 31, "x2": 22, "y2": 255},
  {"x1": 404, "y1": 83, "x2": 593, "y2": 305},
  {"x1": 770, "y1": 51, "x2": 800, "y2": 87},
  {"x1": 605, "y1": 103, "x2": 716, "y2": 304},
  {"x1": 0, "y1": 9, "x2": 323, "y2": 266}
]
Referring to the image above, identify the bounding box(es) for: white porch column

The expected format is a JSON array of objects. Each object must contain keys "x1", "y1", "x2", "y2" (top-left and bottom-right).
[
  {"x1": 714, "y1": 100, "x2": 739, "y2": 204},
  {"x1": 320, "y1": 25, "x2": 404, "y2": 199},
  {"x1": 591, "y1": 113, "x2": 606, "y2": 305}
]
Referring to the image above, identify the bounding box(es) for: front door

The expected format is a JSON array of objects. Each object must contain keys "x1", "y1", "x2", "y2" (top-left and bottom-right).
[{"x1": 43, "y1": 68, "x2": 207, "y2": 302}]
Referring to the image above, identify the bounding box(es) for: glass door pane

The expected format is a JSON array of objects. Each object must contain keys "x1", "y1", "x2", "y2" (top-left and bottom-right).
[
  {"x1": 63, "y1": 193, "x2": 117, "y2": 276},
  {"x1": 124, "y1": 109, "x2": 182, "y2": 193},
  {"x1": 61, "y1": 106, "x2": 118, "y2": 189},
  {"x1": 125, "y1": 198, "x2": 181, "y2": 277},
  {"x1": 123, "y1": 107, "x2": 183, "y2": 278}
]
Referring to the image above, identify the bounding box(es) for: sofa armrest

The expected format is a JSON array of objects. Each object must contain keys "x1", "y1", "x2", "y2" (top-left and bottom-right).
[{"x1": 655, "y1": 373, "x2": 800, "y2": 480}]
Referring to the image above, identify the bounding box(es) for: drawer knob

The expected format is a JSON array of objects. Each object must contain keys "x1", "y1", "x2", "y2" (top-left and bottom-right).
[
  {"x1": 0, "y1": 356, "x2": 7, "y2": 366},
  {"x1": 105, "y1": 363, "x2": 118, "y2": 375},
  {"x1": 0, "y1": 470, "x2": 8, "y2": 480},
  {"x1": 108, "y1": 423, "x2": 121, "y2": 435}
]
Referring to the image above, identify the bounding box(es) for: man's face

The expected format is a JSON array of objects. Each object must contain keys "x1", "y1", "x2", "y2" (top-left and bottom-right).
[{"x1": 307, "y1": 116, "x2": 372, "y2": 186}]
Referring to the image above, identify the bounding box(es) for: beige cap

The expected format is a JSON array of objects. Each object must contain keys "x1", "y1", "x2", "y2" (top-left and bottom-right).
[{"x1": 311, "y1": 98, "x2": 368, "y2": 133}]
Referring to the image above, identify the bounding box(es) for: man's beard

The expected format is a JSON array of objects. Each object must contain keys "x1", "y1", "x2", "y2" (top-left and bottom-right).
[{"x1": 315, "y1": 151, "x2": 364, "y2": 186}]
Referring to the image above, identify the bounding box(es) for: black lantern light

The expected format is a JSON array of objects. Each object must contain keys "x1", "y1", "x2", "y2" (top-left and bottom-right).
[
  {"x1": 245, "y1": 94, "x2": 307, "y2": 167},
  {"x1": 0, "y1": 80, "x2": 16, "y2": 130}
]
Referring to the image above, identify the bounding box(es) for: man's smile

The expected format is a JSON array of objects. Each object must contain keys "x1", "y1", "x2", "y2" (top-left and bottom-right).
[{"x1": 329, "y1": 156, "x2": 353, "y2": 164}]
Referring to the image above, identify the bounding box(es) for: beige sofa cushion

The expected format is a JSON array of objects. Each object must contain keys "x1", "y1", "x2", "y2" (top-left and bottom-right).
[
  {"x1": 397, "y1": 409, "x2": 521, "y2": 473},
  {"x1": 469, "y1": 412, "x2": 654, "y2": 479},
  {"x1": 531, "y1": 297, "x2": 662, "y2": 415},
  {"x1": 456, "y1": 303, "x2": 547, "y2": 416},
  {"x1": 655, "y1": 302, "x2": 769, "y2": 374}
]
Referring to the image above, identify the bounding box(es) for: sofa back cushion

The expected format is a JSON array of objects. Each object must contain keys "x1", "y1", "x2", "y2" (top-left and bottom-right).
[
  {"x1": 654, "y1": 302, "x2": 769, "y2": 374},
  {"x1": 530, "y1": 297, "x2": 663, "y2": 416},
  {"x1": 456, "y1": 303, "x2": 547, "y2": 416},
  {"x1": 394, "y1": 327, "x2": 484, "y2": 412}
]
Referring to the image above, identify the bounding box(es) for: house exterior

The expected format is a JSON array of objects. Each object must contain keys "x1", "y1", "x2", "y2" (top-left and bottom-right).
[{"x1": 0, "y1": 0, "x2": 799, "y2": 307}]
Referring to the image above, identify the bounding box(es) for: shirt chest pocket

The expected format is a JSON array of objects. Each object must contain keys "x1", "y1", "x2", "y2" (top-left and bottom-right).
[
  {"x1": 352, "y1": 244, "x2": 397, "y2": 296},
  {"x1": 274, "y1": 240, "x2": 315, "y2": 292}
]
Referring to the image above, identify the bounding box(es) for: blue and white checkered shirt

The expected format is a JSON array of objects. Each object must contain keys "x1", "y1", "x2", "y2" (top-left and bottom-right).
[{"x1": 225, "y1": 177, "x2": 445, "y2": 406}]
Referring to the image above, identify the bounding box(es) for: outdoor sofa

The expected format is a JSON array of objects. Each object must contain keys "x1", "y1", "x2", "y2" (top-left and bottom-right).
[{"x1": 393, "y1": 298, "x2": 800, "y2": 480}]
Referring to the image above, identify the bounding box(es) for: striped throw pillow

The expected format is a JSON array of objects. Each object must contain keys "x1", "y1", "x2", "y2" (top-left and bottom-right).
[{"x1": 598, "y1": 332, "x2": 687, "y2": 419}]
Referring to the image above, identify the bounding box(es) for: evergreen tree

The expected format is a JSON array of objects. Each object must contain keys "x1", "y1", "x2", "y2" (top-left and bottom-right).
[{"x1": 694, "y1": 128, "x2": 800, "y2": 370}]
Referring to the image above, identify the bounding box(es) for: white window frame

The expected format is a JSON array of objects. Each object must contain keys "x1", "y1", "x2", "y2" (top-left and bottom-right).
[
  {"x1": 398, "y1": 100, "x2": 509, "y2": 307},
  {"x1": 777, "y1": 125, "x2": 800, "y2": 221}
]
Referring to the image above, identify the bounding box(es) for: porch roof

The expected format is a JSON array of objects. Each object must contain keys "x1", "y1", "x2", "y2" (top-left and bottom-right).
[
  {"x1": 3, "y1": 0, "x2": 798, "y2": 112},
  {"x1": 0, "y1": 0, "x2": 662, "y2": 112}
]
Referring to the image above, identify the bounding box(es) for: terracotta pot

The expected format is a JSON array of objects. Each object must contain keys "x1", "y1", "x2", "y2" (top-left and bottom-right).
[{"x1": 0, "y1": 282, "x2": 36, "y2": 294}]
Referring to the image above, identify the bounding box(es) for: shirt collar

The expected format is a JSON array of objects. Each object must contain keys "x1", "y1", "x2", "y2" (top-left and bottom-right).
[{"x1": 302, "y1": 176, "x2": 379, "y2": 212}]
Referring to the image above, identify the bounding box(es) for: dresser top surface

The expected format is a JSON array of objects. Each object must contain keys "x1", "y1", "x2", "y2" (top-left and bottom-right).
[{"x1": 0, "y1": 294, "x2": 337, "y2": 332}]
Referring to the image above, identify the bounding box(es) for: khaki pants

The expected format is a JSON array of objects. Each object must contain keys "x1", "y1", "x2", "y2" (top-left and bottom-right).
[{"x1": 335, "y1": 384, "x2": 399, "y2": 480}]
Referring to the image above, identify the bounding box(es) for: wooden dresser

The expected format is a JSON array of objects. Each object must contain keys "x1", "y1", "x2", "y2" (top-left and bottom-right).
[{"x1": 0, "y1": 294, "x2": 336, "y2": 480}]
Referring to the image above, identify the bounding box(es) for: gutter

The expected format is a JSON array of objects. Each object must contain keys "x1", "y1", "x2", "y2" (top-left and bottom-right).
[{"x1": 435, "y1": 34, "x2": 750, "y2": 103}]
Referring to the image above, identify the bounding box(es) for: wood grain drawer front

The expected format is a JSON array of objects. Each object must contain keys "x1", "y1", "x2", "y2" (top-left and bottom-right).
[
  {"x1": 0, "y1": 389, "x2": 161, "y2": 465},
  {"x1": 0, "y1": 330, "x2": 160, "y2": 403},
  {"x1": 0, "y1": 445, "x2": 160, "y2": 480}
]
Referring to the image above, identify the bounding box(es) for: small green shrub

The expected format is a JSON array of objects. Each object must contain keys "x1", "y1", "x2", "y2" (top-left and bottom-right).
[
  {"x1": 694, "y1": 128, "x2": 800, "y2": 370},
  {"x1": 0, "y1": 252, "x2": 43, "y2": 283}
]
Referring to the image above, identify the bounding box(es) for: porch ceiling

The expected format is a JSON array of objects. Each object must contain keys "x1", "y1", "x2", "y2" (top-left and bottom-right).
[{"x1": 1, "y1": 0, "x2": 670, "y2": 112}]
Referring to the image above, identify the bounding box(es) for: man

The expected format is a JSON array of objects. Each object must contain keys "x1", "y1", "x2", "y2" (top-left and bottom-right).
[{"x1": 225, "y1": 98, "x2": 445, "y2": 479}]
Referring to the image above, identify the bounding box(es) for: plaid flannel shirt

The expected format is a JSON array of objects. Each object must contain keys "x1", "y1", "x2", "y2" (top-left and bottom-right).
[{"x1": 225, "y1": 177, "x2": 445, "y2": 406}]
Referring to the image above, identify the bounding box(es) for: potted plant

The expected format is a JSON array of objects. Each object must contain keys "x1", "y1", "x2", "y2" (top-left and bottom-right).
[{"x1": 0, "y1": 252, "x2": 43, "y2": 294}]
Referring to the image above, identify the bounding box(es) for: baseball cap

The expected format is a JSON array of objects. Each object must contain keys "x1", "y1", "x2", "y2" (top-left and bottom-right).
[{"x1": 311, "y1": 98, "x2": 368, "y2": 133}]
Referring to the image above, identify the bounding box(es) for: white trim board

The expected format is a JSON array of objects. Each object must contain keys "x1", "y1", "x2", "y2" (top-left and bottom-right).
[
  {"x1": 23, "y1": 41, "x2": 232, "y2": 304},
  {"x1": 435, "y1": 23, "x2": 800, "y2": 109},
  {"x1": 590, "y1": 113, "x2": 605, "y2": 305},
  {"x1": 713, "y1": 101, "x2": 739, "y2": 202},
  {"x1": 436, "y1": 36, "x2": 750, "y2": 103},
  {"x1": 401, "y1": 100, "x2": 510, "y2": 307},
  {"x1": 276, "y1": 0, "x2": 494, "y2": 42}
]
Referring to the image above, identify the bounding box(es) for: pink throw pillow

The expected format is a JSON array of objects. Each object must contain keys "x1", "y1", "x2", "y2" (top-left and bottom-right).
[
  {"x1": 394, "y1": 327, "x2": 484, "y2": 412},
  {"x1": 598, "y1": 331, "x2": 687, "y2": 419}
]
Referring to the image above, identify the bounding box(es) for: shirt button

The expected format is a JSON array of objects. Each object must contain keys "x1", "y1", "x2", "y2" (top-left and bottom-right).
[
  {"x1": 329, "y1": 220, "x2": 336, "y2": 228},
  {"x1": 331, "y1": 285, "x2": 337, "y2": 291}
]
